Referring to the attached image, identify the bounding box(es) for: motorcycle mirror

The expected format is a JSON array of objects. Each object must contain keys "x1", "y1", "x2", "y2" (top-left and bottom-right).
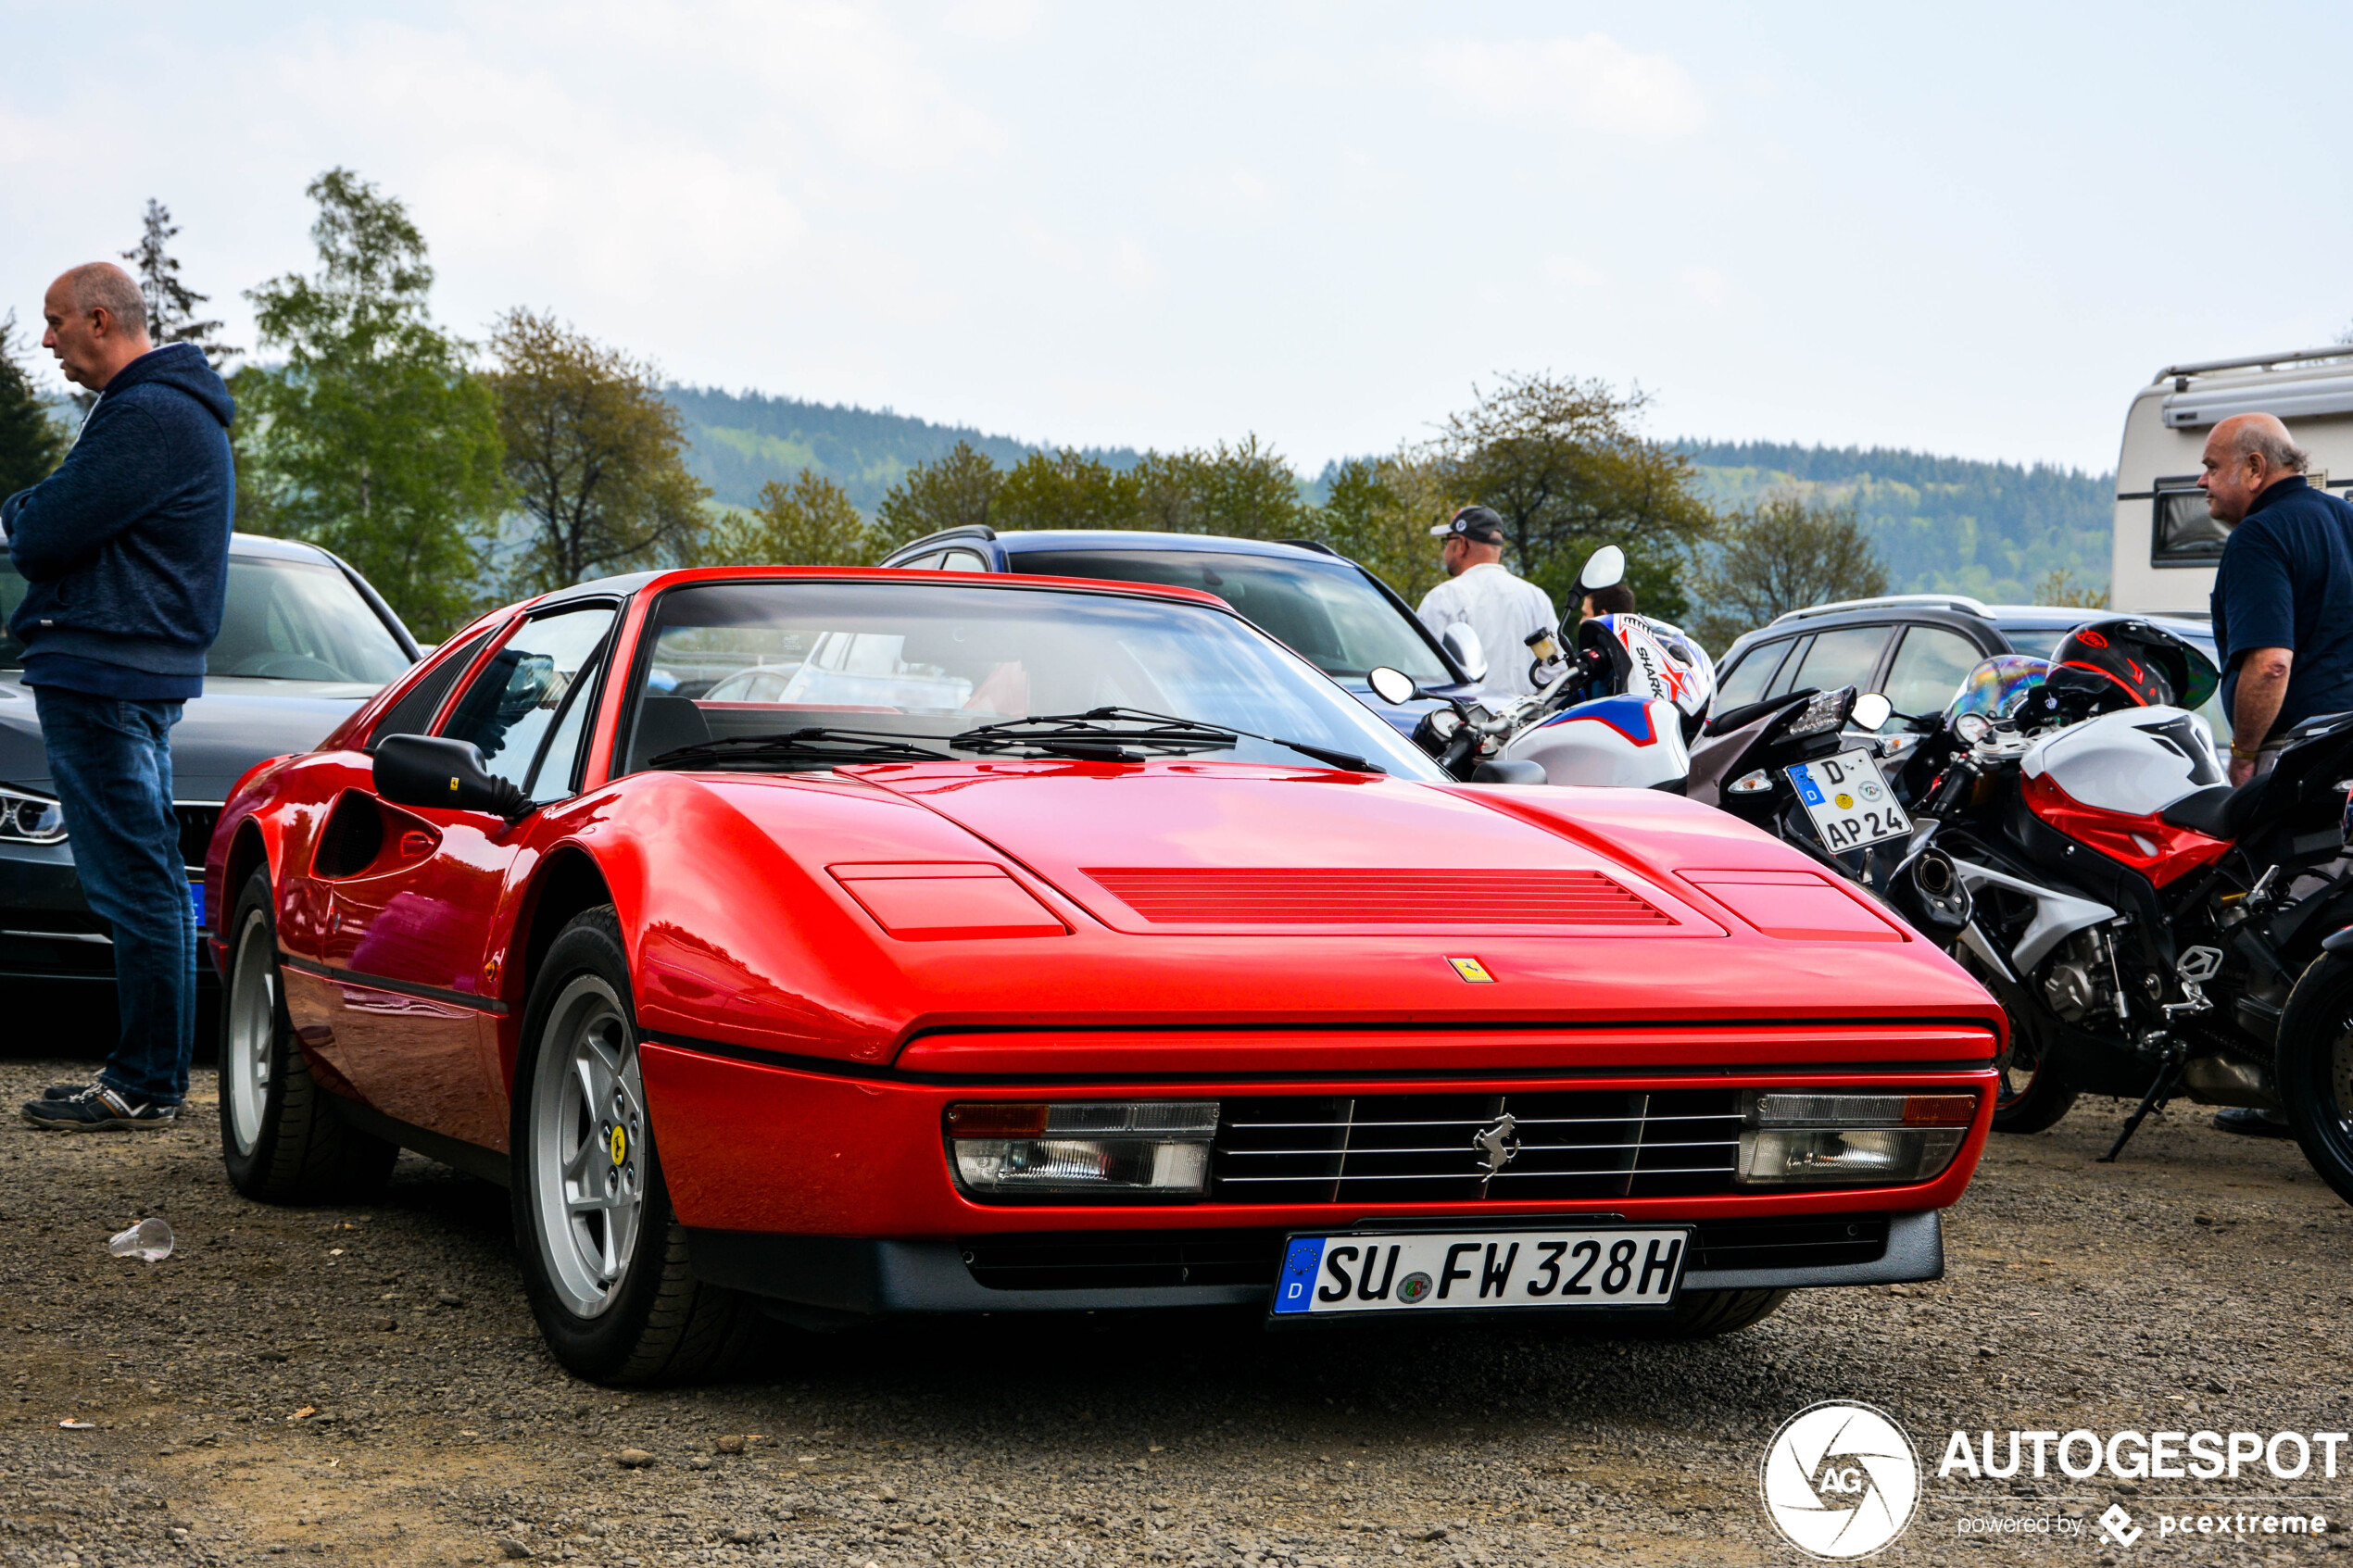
[
  {"x1": 1851, "y1": 692, "x2": 1894, "y2": 732},
  {"x1": 374, "y1": 734, "x2": 530, "y2": 820},
  {"x1": 1366, "y1": 666, "x2": 1417, "y2": 706},
  {"x1": 1440, "y1": 624, "x2": 1488, "y2": 684},
  {"x1": 1578, "y1": 545, "x2": 1626, "y2": 593}
]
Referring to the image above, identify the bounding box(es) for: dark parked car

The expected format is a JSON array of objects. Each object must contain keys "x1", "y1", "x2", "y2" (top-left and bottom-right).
[
  {"x1": 0, "y1": 532, "x2": 420, "y2": 988},
  {"x1": 1710, "y1": 595, "x2": 2223, "y2": 749},
  {"x1": 878, "y1": 527, "x2": 1481, "y2": 732}
]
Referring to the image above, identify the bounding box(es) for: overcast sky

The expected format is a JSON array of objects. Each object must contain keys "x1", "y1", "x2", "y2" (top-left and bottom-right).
[{"x1": 6, "y1": 2, "x2": 2348, "y2": 475}]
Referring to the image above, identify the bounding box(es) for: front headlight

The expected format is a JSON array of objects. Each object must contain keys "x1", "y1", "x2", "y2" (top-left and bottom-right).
[
  {"x1": 1735, "y1": 1091, "x2": 1974, "y2": 1186},
  {"x1": 947, "y1": 1101, "x2": 1220, "y2": 1198},
  {"x1": 0, "y1": 785, "x2": 67, "y2": 845}
]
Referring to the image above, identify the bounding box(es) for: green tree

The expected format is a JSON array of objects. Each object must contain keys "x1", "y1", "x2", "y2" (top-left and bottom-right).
[
  {"x1": 991, "y1": 448, "x2": 1139, "y2": 530},
  {"x1": 1687, "y1": 491, "x2": 1889, "y2": 653},
  {"x1": 2033, "y1": 567, "x2": 2109, "y2": 609},
  {"x1": 0, "y1": 312, "x2": 68, "y2": 497},
  {"x1": 704, "y1": 470, "x2": 875, "y2": 566},
  {"x1": 1130, "y1": 435, "x2": 1307, "y2": 540},
  {"x1": 1425, "y1": 372, "x2": 1718, "y2": 622},
  {"x1": 1307, "y1": 454, "x2": 1458, "y2": 604},
  {"x1": 487, "y1": 309, "x2": 709, "y2": 596},
  {"x1": 875, "y1": 438, "x2": 1001, "y2": 549},
  {"x1": 120, "y1": 198, "x2": 237, "y2": 368},
  {"x1": 234, "y1": 169, "x2": 505, "y2": 637}
]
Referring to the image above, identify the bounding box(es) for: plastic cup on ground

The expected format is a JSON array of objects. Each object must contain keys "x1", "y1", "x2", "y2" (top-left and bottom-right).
[{"x1": 107, "y1": 1218, "x2": 173, "y2": 1262}]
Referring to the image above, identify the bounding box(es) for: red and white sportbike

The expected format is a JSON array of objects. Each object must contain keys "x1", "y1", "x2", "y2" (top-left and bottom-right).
[{"x1": 1889, "y1": 619, "x2": 2353, "y2": 1155}]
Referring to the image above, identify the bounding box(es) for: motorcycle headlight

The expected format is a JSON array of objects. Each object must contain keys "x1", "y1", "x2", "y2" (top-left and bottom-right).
[
  {"x1": 1779, "y1": 686, "x2": 1856, "y2": 740},
  {"x1": 0, "y1": 785, "x2": 67, "y2": 845},
  {"x1": 1735, "y1": 1091, "x2": 1975, "y2": 1186}
]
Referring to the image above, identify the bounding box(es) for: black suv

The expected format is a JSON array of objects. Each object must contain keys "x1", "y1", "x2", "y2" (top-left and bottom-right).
[
  {"x1": 878, "y1": 526, "x2": 1483, "y2": 733},
  {"x1": 1712, "y1": 594, "x2": 2223, "y2": 740}
]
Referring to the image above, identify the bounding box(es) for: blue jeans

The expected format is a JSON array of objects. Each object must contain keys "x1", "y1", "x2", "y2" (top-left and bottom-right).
[{"x1": 32, "y1": 687, "x2": 195, "y2": 1105}]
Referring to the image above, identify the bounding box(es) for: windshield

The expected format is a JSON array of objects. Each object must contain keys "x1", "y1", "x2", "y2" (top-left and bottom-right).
[
  {"x1": 0, "y1": 554, "x2": 412, "y2": 684},
  {"x1": 623, "y1": 580, "x2": 1445, "y2": 779},
  {"x1": 1011, "y1": 549, "x2": 1452, "y2": 687}
]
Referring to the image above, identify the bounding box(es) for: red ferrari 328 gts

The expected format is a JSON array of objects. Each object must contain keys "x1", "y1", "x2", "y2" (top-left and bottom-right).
[{"x1": 205, "y1": 566, "x2": 2003, "y2": 1383}]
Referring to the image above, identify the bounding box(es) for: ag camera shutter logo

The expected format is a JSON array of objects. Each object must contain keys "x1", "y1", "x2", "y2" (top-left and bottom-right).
[{"x1": 1760, "y1": 1401, "x2": 1921, "y2": 1559}]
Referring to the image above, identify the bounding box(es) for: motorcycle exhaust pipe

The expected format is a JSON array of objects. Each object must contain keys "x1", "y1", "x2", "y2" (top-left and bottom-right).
[{"x1": 1887, "y1": 847, "x2": 1973, "y2": 940}]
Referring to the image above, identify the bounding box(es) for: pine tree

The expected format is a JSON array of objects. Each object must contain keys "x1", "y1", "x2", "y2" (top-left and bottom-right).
[
  {"x1": 121, "y1": 199, "x2": 238, "y2": 367},
  {"x1": 0, "y1": 311, "x2": 69, "y2": 497}
]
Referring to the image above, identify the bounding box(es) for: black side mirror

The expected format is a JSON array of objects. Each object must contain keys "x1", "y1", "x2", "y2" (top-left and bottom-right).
[
  {"x1": 373, "y1": 734, "x2": 529, "y2": 820},
  {"x1": 1470, "y1": 759, "x2": 1548, "y2": 784}
]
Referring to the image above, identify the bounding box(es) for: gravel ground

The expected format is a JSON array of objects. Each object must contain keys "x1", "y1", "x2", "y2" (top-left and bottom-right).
[{"x1": 4, "y1": 1052, "x2": 2351, "y2": 1568}]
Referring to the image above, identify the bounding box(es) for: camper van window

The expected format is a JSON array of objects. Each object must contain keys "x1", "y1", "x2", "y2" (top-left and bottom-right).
[{"x1": 2151, "y1": 476, "x2": 2228, "y2": 566}]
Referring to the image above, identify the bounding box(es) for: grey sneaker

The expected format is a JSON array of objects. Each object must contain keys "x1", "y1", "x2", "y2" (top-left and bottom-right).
[
  {"x1": 2212, "y1": 1106, "x2": 2292, "y2": 1139},
  {"x1": 20, "y1": 1085, "x2": 178, "y2": 1132}
]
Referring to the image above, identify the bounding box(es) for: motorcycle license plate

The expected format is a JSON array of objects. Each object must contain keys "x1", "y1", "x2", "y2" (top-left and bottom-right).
[
  {"x1": 1269, "y1": 1226, "x2": 1689, "y2": 1318},
  {"x1": 1786, "y1": 748, "x2": 1911, "y2": 850}
]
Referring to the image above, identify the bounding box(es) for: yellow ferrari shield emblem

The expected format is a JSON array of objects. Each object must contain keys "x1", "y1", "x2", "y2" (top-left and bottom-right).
[
  {"x1": 1447, "y1": 957, "x2": 1496, "y2": 984},
  {"x1": 609, "y1": 1126, "x2": 628, "y2": 1166}
]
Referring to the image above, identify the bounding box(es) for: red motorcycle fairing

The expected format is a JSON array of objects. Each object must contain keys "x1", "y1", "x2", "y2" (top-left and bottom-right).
[{"x1": 2020, "y1": 770, "x2": 2233, "y2": 888}]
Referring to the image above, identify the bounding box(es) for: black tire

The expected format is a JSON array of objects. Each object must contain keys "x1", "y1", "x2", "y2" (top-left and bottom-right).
[
  {"x1": 2277, "y1": 954, "x2": 2353, "y2": 1208},
  {"x1": 217, "y1": 868, "x2": 397, "y2": 1202},
  {"x1": 1960, "y1": 947, "x2": 2079, "y2": 1134},
  {"x1": 510, "y1": 906, "x2": 759, "y2": 1385}
]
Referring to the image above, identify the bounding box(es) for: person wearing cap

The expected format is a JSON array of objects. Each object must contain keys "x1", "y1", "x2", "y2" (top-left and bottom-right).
[{"x1": 1415, "y1": 506, "x2": 1561, "y2": 704}]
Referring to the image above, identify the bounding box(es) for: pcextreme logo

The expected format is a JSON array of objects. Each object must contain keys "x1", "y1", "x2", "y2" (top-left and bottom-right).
[{"x1": 1760, "y1": 1401, "x2": 1922, "y2": 1559}]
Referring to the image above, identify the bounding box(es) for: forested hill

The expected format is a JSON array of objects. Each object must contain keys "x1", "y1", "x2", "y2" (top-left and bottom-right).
[
  {"x1": 667, "y1": 385, "x2": 1140, "y2": 512},
  {"x1": 663, "y1": 388, "x2": 2116, "y2": 599},
  {"x1": 1680, "y1": 440, "x2": 2113, "y2": 604}
]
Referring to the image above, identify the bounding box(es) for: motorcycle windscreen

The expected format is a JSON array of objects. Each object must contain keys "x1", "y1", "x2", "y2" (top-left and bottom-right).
[{"x1": 1949, "y1": 654, "x2": 2052, "y2": 722}]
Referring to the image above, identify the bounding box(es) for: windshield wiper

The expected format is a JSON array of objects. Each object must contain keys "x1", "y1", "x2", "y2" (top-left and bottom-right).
[
  {"x1": 647, "y1": 728, "x2": 950, "y2": 770},
  {"x1": 950, "y1": 708, "x2": 1236, "y2": 761},
  {"x1": 950, "y1": 706, "x2": 1382, "y2": 773}
]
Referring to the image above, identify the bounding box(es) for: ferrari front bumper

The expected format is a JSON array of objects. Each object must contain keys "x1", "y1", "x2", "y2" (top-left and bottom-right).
[{"x1": 684, "y1": 1210, "x2": 1944, "y2": 1318}]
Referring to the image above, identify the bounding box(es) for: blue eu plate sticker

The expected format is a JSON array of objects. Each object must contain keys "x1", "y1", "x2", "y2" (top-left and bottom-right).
[
  {"x1": 189, "y1": 881, "x2": 205, "y2": 928},
  {"x1": 1273, "y1": 1236, "x2": 1326, "y2": 1314}
]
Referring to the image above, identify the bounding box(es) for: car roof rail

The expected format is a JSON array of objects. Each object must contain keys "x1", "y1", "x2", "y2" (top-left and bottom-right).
[
  {"x1": 892, "y1": 523, "x2": 998, "y2": 555},
  {"x1": 1768, "y1": 593, "x2": 1993, "y2": 626},
  {"x1": 1275, "y1": 537, "x2": 1339, "y2": 557}
]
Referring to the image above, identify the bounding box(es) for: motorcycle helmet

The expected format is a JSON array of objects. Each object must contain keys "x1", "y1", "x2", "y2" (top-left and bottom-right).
[
  {"x1": 2045, "y1": 619, "x2": 2219, "y2": 713},
  {"x1": 1578, "y1": 613, "x2": 1715, "y2": 734},
  {"x1": 1948, "y1": 654, "x2": 2050, "y2": 722}
]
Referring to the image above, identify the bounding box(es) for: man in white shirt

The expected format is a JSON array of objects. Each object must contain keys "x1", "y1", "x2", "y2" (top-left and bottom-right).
[{"x1": 1415, "y1": 506, "x2": 1560, "y2": 703}]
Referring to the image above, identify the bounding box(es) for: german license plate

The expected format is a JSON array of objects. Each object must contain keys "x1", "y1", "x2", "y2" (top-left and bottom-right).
[
  {"x1": 1270, "y1": 1225, "x2": 1690, "y2": 1317},
  {"x1": 1786, "y1": 748, "x2": 1911, "y2": 850}
]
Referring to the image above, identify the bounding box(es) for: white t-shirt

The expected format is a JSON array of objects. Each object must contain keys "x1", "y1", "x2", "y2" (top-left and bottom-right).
[{"x1": 1416, "y1": 562, "x2": 1560, "y2": 701}]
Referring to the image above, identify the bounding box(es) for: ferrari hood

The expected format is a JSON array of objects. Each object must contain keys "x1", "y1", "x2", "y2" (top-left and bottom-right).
[
  {"x1": 861, "y1": 761, "x2": 1754, "y2": 938},
  {"x1": 619, "y1": 762, "x2": 2000, "y2": 1066}
]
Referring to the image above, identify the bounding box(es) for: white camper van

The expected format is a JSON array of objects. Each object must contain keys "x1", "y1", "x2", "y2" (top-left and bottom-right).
[{"x1": 2112, "y1": 346, "x2": 2353, "y2": 616}]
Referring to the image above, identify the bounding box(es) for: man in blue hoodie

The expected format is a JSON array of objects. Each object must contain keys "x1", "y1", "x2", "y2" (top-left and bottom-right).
[{"x1": 6, "y1": 262, "x2": 233, "y2": 1131}]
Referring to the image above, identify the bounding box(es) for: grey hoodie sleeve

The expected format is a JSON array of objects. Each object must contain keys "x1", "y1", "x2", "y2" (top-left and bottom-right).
[{"x1": 5, "y1": 404, "x2": 173, "y2": 582}]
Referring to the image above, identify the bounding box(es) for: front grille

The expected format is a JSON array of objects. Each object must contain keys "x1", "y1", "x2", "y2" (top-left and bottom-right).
[
  {"x1": 174, "y1": 805, "x2": 221, "y2": 874},
  {"x1": 955, "y1": 1214, "x2": 1891, "y2": 1292},
  {"x1": 1079, "y1": 868, "x2": 1674, "y2": 926},
  {"x1": 1213, "y1": 1090, "x2": 1741, "y2": 1204}
]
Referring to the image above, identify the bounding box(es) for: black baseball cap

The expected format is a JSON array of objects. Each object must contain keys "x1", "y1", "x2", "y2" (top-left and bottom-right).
[{"x1": 1431, "y1": 505, "x2": 1506, "y2": 544}]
